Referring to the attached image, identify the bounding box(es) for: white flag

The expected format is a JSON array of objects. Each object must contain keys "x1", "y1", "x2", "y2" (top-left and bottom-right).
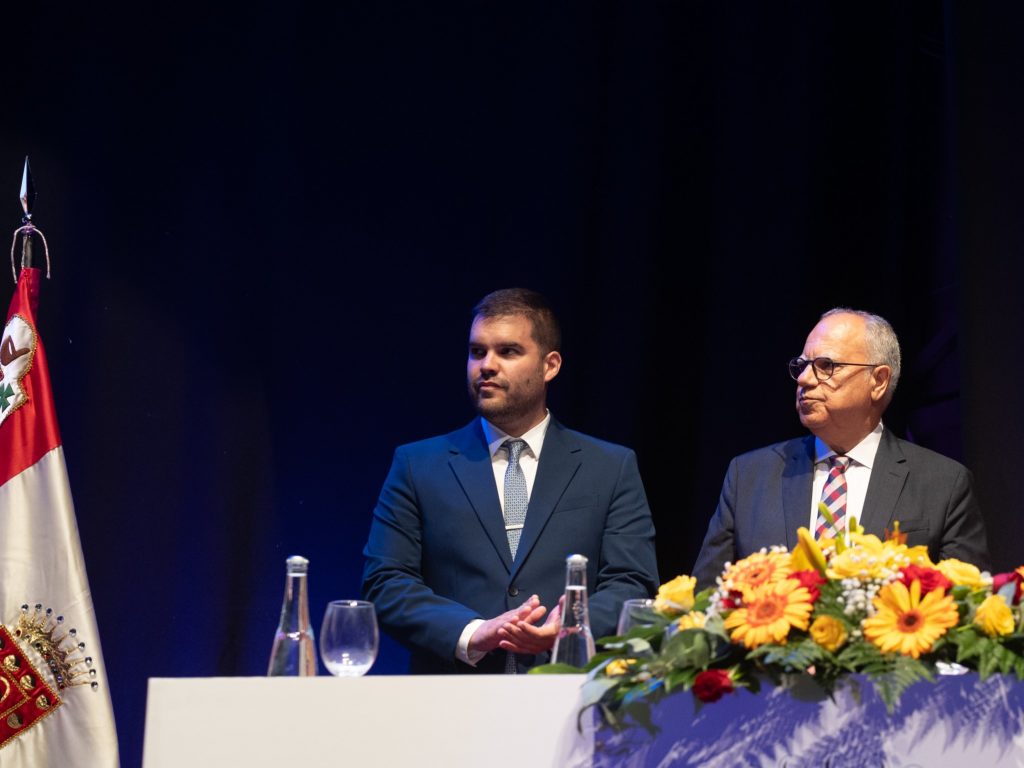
[{"x1": 0, "y1": 267, "x2": 119, "y2": 766}]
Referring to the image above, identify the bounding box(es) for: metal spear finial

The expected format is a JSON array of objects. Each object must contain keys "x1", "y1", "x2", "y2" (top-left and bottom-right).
[
  {"x1": 20, "y1": 157, "x2": 34, "y2": 224},
  {"x1": 9, "y1": 157, "x2": 50, "y2": 282}
]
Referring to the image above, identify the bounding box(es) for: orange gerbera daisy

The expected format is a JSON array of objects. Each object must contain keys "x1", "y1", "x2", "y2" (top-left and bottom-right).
[
  {"x1": 723, "y1": 579, "x2": 813, "y2": 648},
  {"x1": 722, "y1": 551, "x2": 792, "y2": 593},
  {"x1": 862, "y1": 580, "x2": 959, "y2": 658}
]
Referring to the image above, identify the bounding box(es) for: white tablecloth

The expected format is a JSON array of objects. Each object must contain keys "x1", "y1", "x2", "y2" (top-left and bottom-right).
[{"x1": 142, "y1": 675, "x2": 588, "y2": 768}]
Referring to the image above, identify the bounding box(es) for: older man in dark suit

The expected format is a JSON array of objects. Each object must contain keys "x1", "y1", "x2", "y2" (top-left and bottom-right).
[
  {"x1": 363, "y1": 288, "x2": 658, "y2": 673},
  {"x1": 693, "y1": 308, "x2": 990, "y2": 588}
]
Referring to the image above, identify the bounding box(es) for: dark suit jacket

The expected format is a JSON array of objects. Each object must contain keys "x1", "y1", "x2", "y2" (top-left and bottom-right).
[
  {"x1": 362, "y1": 417, "x2": 659, "y2": 673},
  {"x1": 692, "y1": 429, "x2": 990, "y2": 588}
]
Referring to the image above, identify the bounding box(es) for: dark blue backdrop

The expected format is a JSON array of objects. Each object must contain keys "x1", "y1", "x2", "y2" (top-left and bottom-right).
[{"x1": 2, "y1": 3, "x2": 1023, "y2": 766}]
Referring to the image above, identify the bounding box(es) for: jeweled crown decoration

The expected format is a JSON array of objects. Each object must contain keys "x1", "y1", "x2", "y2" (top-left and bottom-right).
[
  {"x1": 12, "y1": 604, "x2": 98, "y2": 691},
  {"x1": 0, "y1": 623, "x2": 61, "y2": 748}
]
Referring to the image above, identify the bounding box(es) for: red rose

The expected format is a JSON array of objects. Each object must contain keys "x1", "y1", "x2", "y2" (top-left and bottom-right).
[
  {"x1": 720, "y1": 591, "x2": 741, "y2": 611},
  {"x1": 899, "y1": 564, "x2": 952, "y2": 594},
  {"x1": 693, "y1": 669, "x2": 735, "y2": 703},
  {"x1": 789, "y1": 570, "x2": 826, "y2": 603},
  {"x1": 993, "y1": 571, "x2": 1024, "y2": 604}
]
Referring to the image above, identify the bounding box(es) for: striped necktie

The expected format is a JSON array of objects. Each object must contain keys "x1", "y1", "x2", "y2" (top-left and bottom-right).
[{"x1": 816, "y1": 455, "x2": 850, "y2": 540}]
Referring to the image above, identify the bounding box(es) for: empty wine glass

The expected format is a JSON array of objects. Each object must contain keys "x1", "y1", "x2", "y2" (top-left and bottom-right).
[
  {"x1": 319, "y1": 600, "x2": 379, "y2": 677},
  {"x1": 616, "y1": 598, "x2": 658, "y2": 635}
]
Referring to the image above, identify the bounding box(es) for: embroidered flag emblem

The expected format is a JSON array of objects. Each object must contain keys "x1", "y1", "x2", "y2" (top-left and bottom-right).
[
  {"x1": 0, "y1": 315, "x2": 34, "y2": 425},
  {"x1": 0, "y1": 625, "x2": 61, "y2": 749}
]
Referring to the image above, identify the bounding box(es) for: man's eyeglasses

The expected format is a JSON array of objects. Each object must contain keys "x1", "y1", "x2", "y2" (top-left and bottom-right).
[{"x1": 788, "y1": 357, "x2": 881, "y2": 382}]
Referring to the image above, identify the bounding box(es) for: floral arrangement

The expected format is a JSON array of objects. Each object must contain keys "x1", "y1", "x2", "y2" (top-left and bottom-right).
[{"x1": 535, "y1": 516, "x2": 1024, "y2": 730}]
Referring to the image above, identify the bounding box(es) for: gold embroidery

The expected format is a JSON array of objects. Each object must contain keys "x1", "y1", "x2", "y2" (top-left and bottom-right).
[{"x1": 0, "y1": 623, "x2": 63, "y2": 749}]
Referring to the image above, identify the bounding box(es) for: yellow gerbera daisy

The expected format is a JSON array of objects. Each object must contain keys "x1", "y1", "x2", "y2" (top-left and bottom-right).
[
  {"x1": 862, "y1": 580, "x2": 958, "y2": 658},
  {"x1": 723, "y1": 579, "x2": 813, "y2": 649},
  {"x1": 722, "y1": 551, "x2": 792, "y2": 593}
]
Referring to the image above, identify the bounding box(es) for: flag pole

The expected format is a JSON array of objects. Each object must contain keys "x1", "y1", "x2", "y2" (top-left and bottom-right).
[
  {"x1": 0, "y1": 158, "x2": 120, "y2": 766},
  {"x1": 9, "y1": 156, "x2": 50, "y2": 283}
]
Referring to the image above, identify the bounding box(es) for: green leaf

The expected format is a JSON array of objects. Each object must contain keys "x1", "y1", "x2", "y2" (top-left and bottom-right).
[
  {"x1": 700, "y1": 613, "x2": 731, "y2": 644},
  {"x1": 596, "y1": 621, "x2": 667, "y2": 651},
  {"x1": 579, "y1": 676, "x2": 619, "y2": 707},
  {"x1": 529, "y1": 662, "x2": 586, "y2": 674},
  {"x1": 597, "y1": 702, "x2": 618, "y2": 731},
  {"x1": 861, "y1": 653, "x2": 932, "y2": 713},
  {"x1": 950, "y1": 584, "x2": 974, "y2": 602},
  {"x1": 619, "y1": 700, "x2": 658, "y2": 735},
  {"x1": 582, "y1": 643, "x2": 652, "y2": 673},
  {"x1": 951, "y1": 627, "x2": 984, "y2": 659},
  {"x1": 743, "y1": 674, "x2": 762, "y2": 694},
  {"x1": 662, "y1": 628, "x2": 714, "y2": 669},
  {"x1": 623, "y1": 676, "x2": 664, "y2": 704},
  {"x1": 693, "y1": 587, "x2": 715, "y2": 613},
  {"x1": 664, "y1": 668, "x2": 697, "y2": 693},
  {"x1": 619, "y1": 638, "x2": 655, "y2": 656},
  {"x1": 747, "y1": 639, "x2": 826, "y2": 672},
  {"x1": 583, "y1": 652, "x2": 619, "y2": 673}
]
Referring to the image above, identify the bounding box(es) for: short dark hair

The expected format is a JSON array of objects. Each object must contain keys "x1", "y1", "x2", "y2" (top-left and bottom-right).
[{"x1": 472, "y1": 288, "x2": 561, "y2": 354}]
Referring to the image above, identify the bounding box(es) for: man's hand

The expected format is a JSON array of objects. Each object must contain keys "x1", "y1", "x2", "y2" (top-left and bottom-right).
[
  {"x1": 467, "y1": 595, "x2": 548, "y2": 655},
  {"x1": 497, "y1": 596, "x2": 563, "y2": 655}
]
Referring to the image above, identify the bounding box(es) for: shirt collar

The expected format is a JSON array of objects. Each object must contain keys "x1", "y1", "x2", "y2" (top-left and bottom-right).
[
  {"x1": 481, "y1": 411, "x2": 551, "y2": 460},
  {"x1": 814, "y1": 421, "x2": 884, "y2": 469}
]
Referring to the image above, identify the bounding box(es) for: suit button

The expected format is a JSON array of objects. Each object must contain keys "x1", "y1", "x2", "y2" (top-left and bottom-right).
[{"x1": 508, "y1": 585, "x2": 519, "y2": 597}]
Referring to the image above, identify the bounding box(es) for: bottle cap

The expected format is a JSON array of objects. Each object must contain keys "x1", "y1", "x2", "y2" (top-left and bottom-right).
[
  {"x1": 285, "y1": 555, "x2": 309, "y2": 574},
  {"x1": 566, "y1": 553, "x2": 588, "y2": 567}
]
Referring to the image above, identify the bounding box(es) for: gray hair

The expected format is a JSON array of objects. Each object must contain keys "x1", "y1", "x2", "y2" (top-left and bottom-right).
[{"x1": 821, "y1": 308, "x2": 902, "y2": 400}]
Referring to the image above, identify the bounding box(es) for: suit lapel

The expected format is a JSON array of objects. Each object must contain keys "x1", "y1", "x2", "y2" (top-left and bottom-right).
[
  {"x1": 447, "y1": 419, "x2": 514, "y2": 573},
  {"x1": 512, "y1": 421, "x2": 581, "y2": 579},
  {"x1": 861, "y1": 428, "x2": 908, "y2": 535},
  {"x1": 780, "y1": 437, "x2": 815, "y2": 549}
]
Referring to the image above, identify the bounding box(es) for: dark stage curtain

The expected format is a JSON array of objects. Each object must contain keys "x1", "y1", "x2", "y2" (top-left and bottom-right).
[{"x1": 1, "y1": 3, "x2": 1021, "y2": 765}]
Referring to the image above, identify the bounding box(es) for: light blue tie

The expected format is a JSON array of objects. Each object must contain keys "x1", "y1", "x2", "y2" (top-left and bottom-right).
[
  {"x1": 503, "y1": 439, "x2": 529, "y2": 559},
  {"x1": 503, "y1": 438, "x2": 529, "y2": 673}
]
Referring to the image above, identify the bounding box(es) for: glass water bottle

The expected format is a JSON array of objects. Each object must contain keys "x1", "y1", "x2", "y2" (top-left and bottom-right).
[
  {"x1": 551, "y1": 553, "x2": 596, "y2": 667},
  {"x1": 267, "y1": 555, "x2": 318, "y2": 676}
]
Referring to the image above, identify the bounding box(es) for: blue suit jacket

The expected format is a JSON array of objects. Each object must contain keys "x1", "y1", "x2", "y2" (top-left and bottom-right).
[
  {"x1": 692, "y1": 429, "x2": 990, "y2": 588},
  {"x1": 362, "y1": 418, "x2": 659, "y2": 673}
]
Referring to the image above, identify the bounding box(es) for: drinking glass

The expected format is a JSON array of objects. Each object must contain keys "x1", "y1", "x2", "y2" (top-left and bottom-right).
[
  {"x1": 319, "y1": 600, "x2": 379, "y2": 677},
  {"x1": 616, "y1": 598, "x2": 658, "y2": 635}
]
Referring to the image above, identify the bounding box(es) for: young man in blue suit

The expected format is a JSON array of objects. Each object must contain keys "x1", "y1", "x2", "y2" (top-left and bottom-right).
[
  {"x1": 693, "y1": 308, "x2": 990, "y2": 588},
  {"x1": 362, "y1": 288, "x2": 659, "y2": 673}
]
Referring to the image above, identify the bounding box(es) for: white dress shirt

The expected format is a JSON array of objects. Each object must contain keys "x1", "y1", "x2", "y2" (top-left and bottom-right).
[
  {"x1": 809, "y1": 421, "x2": 884, "y2": 544},
  {"x1": 456, "y1": 413, "x2": 552, "y2": 665}
]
